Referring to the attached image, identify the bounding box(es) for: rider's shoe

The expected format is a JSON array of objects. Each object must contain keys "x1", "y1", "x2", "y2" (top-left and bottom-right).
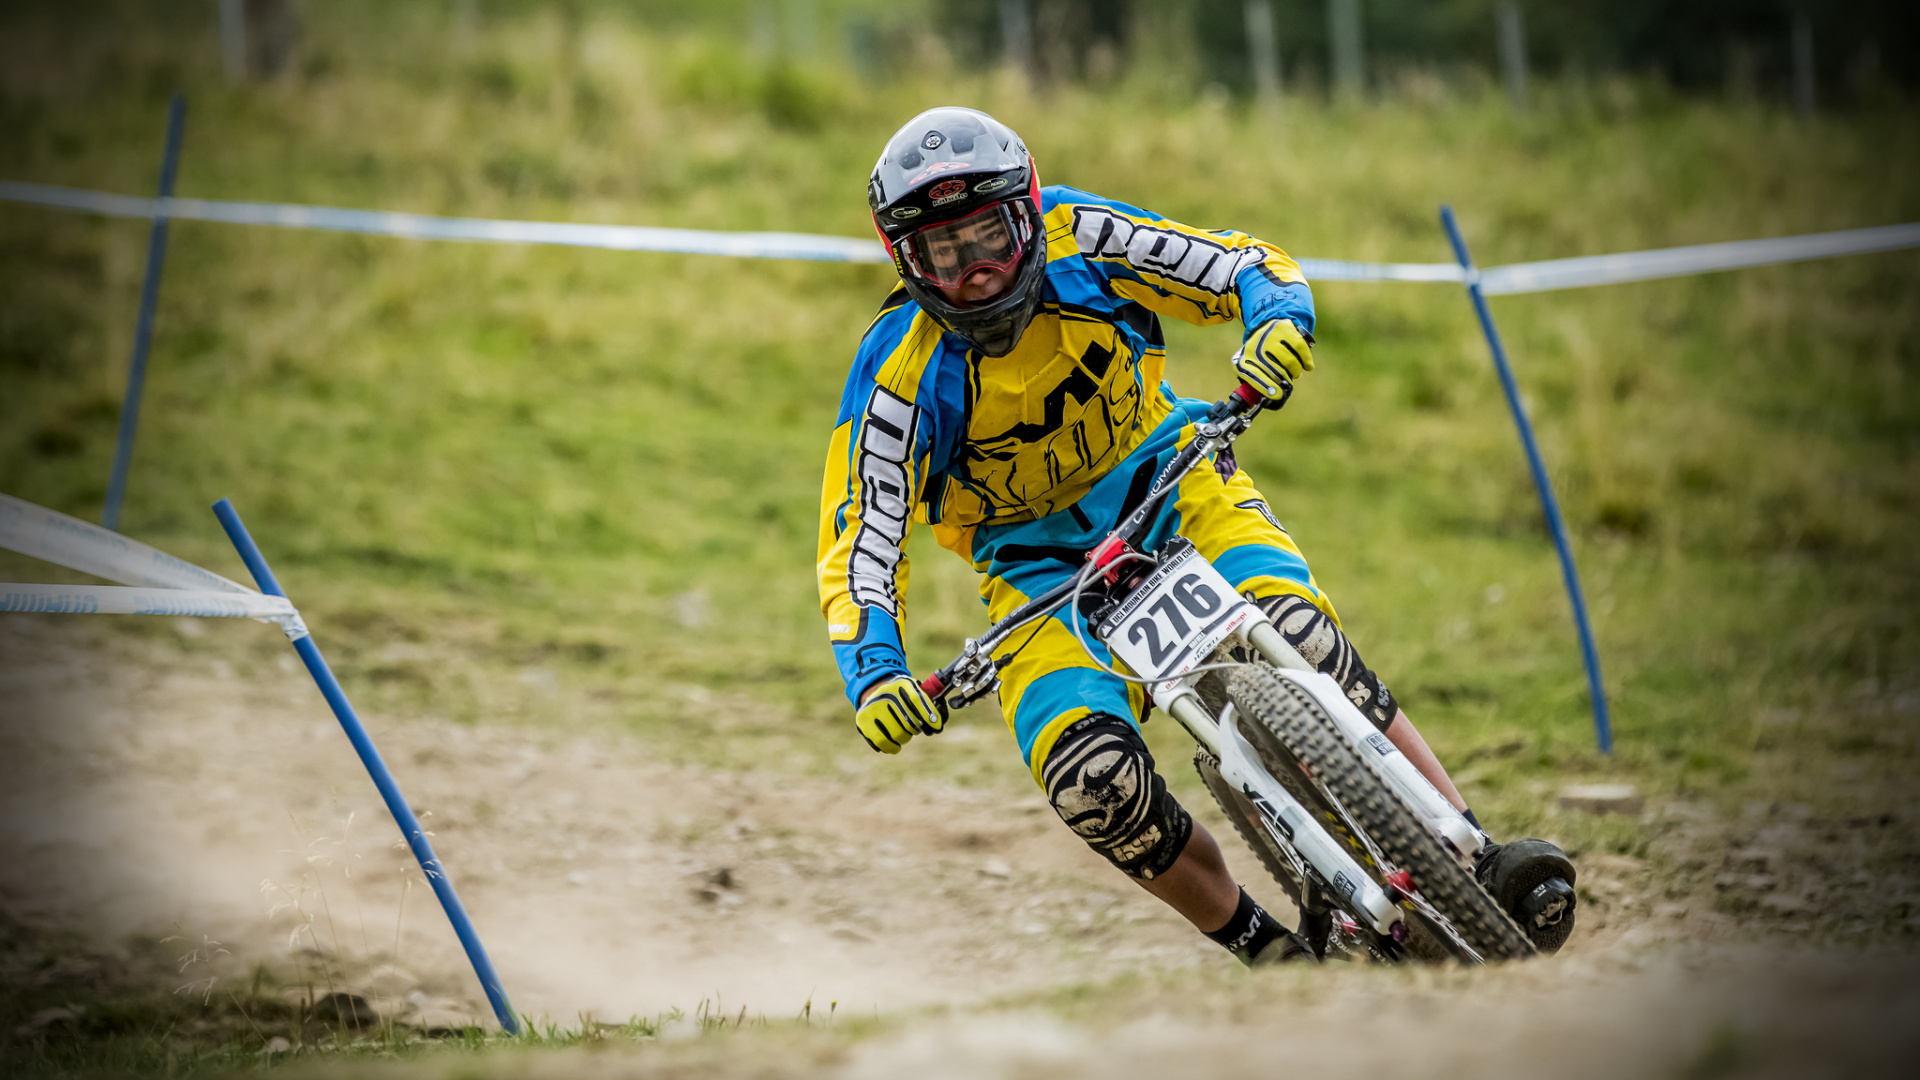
[
  {"x1": 1475, "y1": 838, "x2": 1577, "y2": 954},
  {"x1": 1295, "y1": 878, "x2": 1334, "y2": 959},
  {"x1": 1245, "y1": 929, "x2": 1318, "y2": 966}
]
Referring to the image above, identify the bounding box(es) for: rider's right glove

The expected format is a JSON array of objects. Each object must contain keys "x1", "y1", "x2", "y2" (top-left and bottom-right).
[
  {"x1": 854, "y1": 675, "x2": 947, "y2": 754},
  {"x1": 1232, "y1": 317, "x2": 1314, "y2": 401}
]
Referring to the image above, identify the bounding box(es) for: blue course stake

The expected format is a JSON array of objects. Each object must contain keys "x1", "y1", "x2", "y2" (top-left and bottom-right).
[
  {"x1": 103, "y1": 95, "x2": 188, "y2": 533},
  {"x1": 1439, "y1": 207, "x2": 1614, "y2": 754},
  {"x1": 212, "y1": 498, "x2": 521, "y2": 1033}
]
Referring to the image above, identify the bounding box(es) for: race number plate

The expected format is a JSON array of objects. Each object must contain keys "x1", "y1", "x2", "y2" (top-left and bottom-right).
[{"x1": 1096, "y1": 539, "x2": 1256, "y2": 688}]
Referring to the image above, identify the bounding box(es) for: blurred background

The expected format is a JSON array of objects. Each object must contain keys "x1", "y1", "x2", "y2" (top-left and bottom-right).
[{"x1": 1, "y1": 1, "x2": 1917, "y2": 1075}]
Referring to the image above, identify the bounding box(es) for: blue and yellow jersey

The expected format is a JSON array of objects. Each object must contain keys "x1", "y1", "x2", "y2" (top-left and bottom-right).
[{"x1": 817, "y1": 186, "x2": 1314, "y2": 703}]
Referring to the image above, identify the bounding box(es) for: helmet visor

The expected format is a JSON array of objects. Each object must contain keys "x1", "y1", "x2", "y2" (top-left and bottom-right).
[{"x1": 898, "y1": 203, "x2": 1031, "y2": 291}]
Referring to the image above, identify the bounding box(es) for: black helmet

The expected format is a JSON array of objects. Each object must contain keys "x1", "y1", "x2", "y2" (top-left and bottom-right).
[{"x1": 868, "y1": 107, "x2": 1047, "y2": 357}]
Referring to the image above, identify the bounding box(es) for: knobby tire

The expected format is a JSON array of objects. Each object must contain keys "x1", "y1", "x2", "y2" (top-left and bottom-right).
[{"x1": 1225, "y1": 663, "x2": 1534, "y2": 963}]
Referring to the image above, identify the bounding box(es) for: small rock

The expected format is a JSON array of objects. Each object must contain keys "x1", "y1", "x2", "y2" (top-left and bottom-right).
[
  {"x1": 979, "y1": 858, "x2": 1011, "y2": 879},
  {"x1": 263, "y1": 1036, "x2": 292, "y2": 1054},
  {"x1": 830, "y1": 925, "x2": 874, "y2": 944},
  {"x1": 1558, "y1": 784, "x2": 1643, "y2": 815},
  {"x1": 310, "y1": 992, "x2": 378, "y2": 1029},
  {"x1": 1730, "y1": 848, "x2": 1778, "y2": 874},
  {"x1": 704, "y1": 867, "x2": 735, "y2": 889},
  {"x1": 1654, "y1": 903, "x2": 1689, "y2": 920},
  {"x1": 566, "y1": 870, "x2": 591, "y2": 887}
]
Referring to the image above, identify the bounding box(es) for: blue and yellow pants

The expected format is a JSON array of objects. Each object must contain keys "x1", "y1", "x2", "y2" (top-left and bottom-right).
[{"x1": 965, "y1": 400, "x2": 1343, "y2": 787}]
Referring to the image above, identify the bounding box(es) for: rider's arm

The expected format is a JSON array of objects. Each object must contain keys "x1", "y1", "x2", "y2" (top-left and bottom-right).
[
  {"x1": 817, "y1": 292, "x2": 961, "y2": 706},
  {"x1": 1044, "y1": 186, "x2": 1314, "y2": 339}
]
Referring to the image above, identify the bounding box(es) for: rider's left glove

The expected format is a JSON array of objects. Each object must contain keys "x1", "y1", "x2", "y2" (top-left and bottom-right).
[
  {"x1": 854, "y1": 675, "x2": 948, "y2": 754},
  {"x1": 1232, "y1": 318, "x2": 1314, "y2": 401}
]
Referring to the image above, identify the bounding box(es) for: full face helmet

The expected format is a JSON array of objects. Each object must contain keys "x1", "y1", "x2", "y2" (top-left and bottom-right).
[{"x1": 868, "y1": 107, "x2": 1046, "y2": 357}]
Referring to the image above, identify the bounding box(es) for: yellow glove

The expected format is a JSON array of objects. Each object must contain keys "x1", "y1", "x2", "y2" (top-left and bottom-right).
[
  {"x1": 854, "y1": 675, "x2": 947, "y2": 754},
  {"x1": 1232, "y1": 318, "x2": 1314, "y2": 400}
]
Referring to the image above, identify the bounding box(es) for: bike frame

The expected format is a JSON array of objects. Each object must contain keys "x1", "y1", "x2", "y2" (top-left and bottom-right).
[{"x1": 921, "y1": 382, "x2": 1486, "y2": 958}]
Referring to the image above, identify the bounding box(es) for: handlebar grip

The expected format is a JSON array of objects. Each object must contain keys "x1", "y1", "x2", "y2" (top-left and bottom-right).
[
  {"x1": 1232, "y1": 382, "x2": 1264, "y2": 410},
  {"x1": 920, "y1": 672, "x2": 947, "y2": 698}
]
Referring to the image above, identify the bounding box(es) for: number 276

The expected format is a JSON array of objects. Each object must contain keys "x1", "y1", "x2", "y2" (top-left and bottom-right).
[{"x1": 1125, "y1": 573, "x2": 1223, "y2": 666}]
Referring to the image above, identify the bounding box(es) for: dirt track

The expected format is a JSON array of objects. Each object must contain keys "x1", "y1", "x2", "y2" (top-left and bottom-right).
[{"x1": 3, "y1": 617, "x2": 1917, "y2": 1078}]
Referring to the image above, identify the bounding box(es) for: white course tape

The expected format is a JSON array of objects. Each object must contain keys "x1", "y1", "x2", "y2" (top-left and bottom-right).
[
  {"x1": 0, "y1": 493, "x2": 309, "y2": 638},
  {"x1": 5, "y1": 178, "x2": 1915, "y2": 288},
  {"x1": 2, "y1": 179, "x2": 1458, "y2": 281},
  {"x1": 0, "y1": 492, "x2": 253, "y2": 593},
  {"x1": 1477, "y1": 222, "x2": 1920, "y2": 295},
  {"x1": 1297, "y1": 258, "x2": 1464, "y2": 284},
  {"x1": 0, "y1": 180, "x2": 892, "y2": 265},
  {"x1": 0, "y1": 582, "x2": 296, "y2": 620}
]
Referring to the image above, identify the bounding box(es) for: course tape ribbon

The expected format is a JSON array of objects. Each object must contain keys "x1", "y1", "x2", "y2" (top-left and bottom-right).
[
  {"x1": 3, "y1": 179, "x2": 1916, "y2": 287},
  {"x1": 0, "y1": 582, "x2": 296, "y2": 620},
  {"x1": 1477, "y1": 221, "x2": 1920, "y2": 295},
  {"x1": 0, "y1": 180, "x2": 890, "y2": 265},
  {"x1": 0, "y1": 492, "x2": 254, "y2": 593},
  {"x1": 0, "y1": 492, "x2": 308, "y2": 637}
]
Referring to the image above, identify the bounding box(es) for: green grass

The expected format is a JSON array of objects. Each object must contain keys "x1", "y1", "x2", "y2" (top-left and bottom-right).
[
  {"x1": 1, "y1": 4, "x2": 1918, "y2": 1073},
  {"x1": 4, "y1": 1, "x2": 1916, "y2": 796}
]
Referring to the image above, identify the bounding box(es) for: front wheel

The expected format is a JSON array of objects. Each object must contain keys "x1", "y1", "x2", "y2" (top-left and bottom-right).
[
  {"x1": 1226, "y1": 664, "x2": 1534, "y2": 963},
  {"x1": 1194, "y1": 748, "x2": 1310, "y2": 917}
]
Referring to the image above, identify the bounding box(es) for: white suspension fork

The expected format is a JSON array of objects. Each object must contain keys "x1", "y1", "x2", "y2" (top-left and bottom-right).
[{"x1": 1165, "y1": 691, "x2": 1403, "y2": 936}]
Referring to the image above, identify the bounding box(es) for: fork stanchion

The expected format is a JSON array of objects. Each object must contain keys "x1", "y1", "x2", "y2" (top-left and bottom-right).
[
  {"x1": 103, "y1": 95, "x2": 187, "y2": 533},
  {"x1": 1439, "y1": 206, "x2": 1614, "y2": 755},
  {"x1": 211, "y1": 498, "x2": 521, "y2": 1034}
]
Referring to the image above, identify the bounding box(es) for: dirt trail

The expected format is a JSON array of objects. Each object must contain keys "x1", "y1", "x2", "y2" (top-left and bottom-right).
[
  {"x1": 0, "y1": 620, "x2": 1229, "y2": 1025},
  {"x1": 4, "y1": 618, "x2": 1917, "y2": 1079}
]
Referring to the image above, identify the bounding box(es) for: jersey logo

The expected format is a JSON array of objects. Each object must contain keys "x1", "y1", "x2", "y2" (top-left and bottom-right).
[
  {"x1": 1070, "y1": 205, "x2": 1249, "y2": 296},
  {"x1": 1235, "y1": 498, "x2": 1285, "y2": 532},
  {"x1": 848, "y1": 386, "x2": 920, "y2": 616}
]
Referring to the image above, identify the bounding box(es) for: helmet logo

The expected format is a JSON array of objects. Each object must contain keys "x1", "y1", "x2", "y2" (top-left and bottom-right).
[
  {"x1": 890, "y1": 206, "x2": 923, "y2": 219},
  {"x1": 921, "y1": 130, "x2": 945, "y2": 150},
  {"x1": 928, "y1": 178, "x2": 969, "y2": 206},
  {"x1": 973, "y1": 177, "x2": 1009, "y2": 193}
]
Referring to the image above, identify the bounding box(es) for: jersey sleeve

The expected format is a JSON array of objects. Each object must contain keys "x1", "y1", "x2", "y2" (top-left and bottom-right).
[
  {"x1": 817, "y1": 295, "x2": 957, "y2": 706},
  {"x1": 1048, "y1": 186, "x2": 1314, "y2": 338}
]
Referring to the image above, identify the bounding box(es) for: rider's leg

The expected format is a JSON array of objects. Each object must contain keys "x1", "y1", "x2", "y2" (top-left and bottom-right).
[
  {"x1": 1132, "y1": 817, "x2": 1238, "y2": 930},
  {"x1": 1034, "y1": 711, "x2": 1312, "y2": 965},
  {"x1": 1382, "y1": 709, "x2": 1468, "y2": 813}
]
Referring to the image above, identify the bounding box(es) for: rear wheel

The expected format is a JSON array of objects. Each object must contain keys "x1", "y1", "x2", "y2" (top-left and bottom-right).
[{"x1": 1225, "y1": 664, "x2": 1534, "y2": 963}]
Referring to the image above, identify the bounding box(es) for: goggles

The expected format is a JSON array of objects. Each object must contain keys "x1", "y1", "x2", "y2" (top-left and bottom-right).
[{"x1": 895, "y1": 202, "x2": 1034, "y2": 291}]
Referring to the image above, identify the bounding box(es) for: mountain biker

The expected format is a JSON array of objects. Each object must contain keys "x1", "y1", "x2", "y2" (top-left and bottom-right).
[{"x1": 817, "y1": 106, "x2": 1576, "y2": 964}]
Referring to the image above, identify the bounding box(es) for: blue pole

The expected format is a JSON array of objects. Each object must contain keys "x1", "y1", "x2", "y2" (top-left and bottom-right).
[
  {"x1": 211, "y1": 498, "x2": 522, "y2": 1033},
  {"x1": 103, "y1": 95, "x2": 188, "y2": 533},
  {"x1": 1438, "y1": 206, "x2": 1613, "y2": 755}
]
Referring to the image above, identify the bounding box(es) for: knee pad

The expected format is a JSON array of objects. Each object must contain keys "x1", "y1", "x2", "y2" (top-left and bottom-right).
[
  {"x1": 1039, "y1": 714, "x2": 1193, "y2": 880},
  {"x1": 1253, "y1": 594, "x2": 1399, "y2": 733}
]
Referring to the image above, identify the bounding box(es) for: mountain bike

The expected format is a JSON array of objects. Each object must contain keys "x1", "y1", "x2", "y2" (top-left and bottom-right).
[{"x1": 920, "y1": 379, "x2": 1534, "y2": 963}]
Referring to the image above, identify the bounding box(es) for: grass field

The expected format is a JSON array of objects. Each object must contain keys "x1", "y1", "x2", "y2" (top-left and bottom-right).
[{"x1": 2, "y1": 3, "x2": 1918, "y2": 1075}]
